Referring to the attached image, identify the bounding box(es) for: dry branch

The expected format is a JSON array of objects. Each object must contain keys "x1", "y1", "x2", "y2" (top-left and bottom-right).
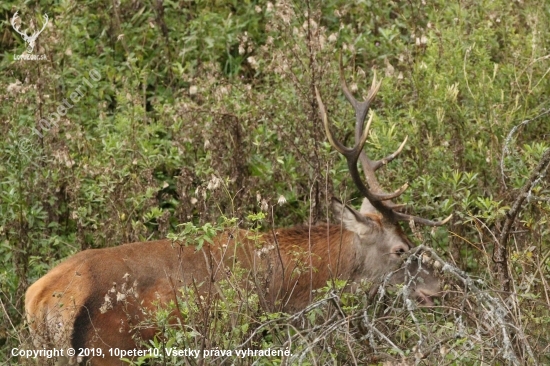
[{"x1": 495, "y1": 147, "x2": 550, "y2": 293}]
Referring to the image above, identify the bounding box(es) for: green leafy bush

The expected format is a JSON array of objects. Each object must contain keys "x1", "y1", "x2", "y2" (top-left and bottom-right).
[{"x1": 1, "y1": 0, "x2": 549, "y2": 364}]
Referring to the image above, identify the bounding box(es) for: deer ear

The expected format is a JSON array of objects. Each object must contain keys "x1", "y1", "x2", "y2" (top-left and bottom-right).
[
  {"x1": 332, "y1": 198, "x2": 376, "y2": 237},
  {"x1": 360, "y1": 198, "x2": 379, "y2": 215}
]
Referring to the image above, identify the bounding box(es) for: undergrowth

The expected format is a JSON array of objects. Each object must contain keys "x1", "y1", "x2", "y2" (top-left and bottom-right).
[{"x1": 1, "y1": 0, "x2": 549, "y2": 364}]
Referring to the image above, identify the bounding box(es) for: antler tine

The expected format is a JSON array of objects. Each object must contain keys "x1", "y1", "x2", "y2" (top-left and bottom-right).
[
  {"x1": 315, "y1": 87, "x2": 349, "y2": 155},
  {"x1": 338, "y1": 54, "x2": 381, "y2": 112},
  {"x1": 340, "y1": 69, "x2": 382, "y2": 132},
  {"x1": 371, "y1": 135, "x2": 408, "y2": 170},
  {"x1": 395, "y1": 212, "x2": 453, "y2": 227}
]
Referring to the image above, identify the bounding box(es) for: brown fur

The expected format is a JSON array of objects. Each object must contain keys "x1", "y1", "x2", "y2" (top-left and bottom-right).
[{"x1": 25, "y1": 206, "x2": 437, "y2": 365}]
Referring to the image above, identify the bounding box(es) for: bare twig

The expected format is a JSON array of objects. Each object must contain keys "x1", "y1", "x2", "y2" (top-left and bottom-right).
[
  {"x1": 500, "y1": 108, "x2": 550, "y2": 188},
  {"x1": 417, "y1": 245, "x2": 527, "y2": 365},
  {"x1": 496, "y1": 147, "x2": 550, "y2": 293}
]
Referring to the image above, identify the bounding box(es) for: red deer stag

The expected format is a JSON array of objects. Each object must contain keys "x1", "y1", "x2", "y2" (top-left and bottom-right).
[{"x1": 24, "y1": 71, "x2": 451, "y2": 365}]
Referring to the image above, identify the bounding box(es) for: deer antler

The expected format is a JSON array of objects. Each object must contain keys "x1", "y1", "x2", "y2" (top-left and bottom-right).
[{"x1": 316, "y1": 61, "x2": 452, "y2": 227}]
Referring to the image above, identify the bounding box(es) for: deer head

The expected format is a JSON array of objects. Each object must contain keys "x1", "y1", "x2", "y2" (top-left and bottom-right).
[{"x1": 315, "y1": 60, "x2": 452, "y2": 304}]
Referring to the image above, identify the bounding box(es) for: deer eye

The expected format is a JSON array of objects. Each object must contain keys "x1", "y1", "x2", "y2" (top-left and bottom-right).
[{"x1": 395, "y1": 248, "x2": 407, "y2": 256}]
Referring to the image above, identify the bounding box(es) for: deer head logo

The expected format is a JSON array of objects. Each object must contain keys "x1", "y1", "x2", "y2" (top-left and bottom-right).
[{"x1": 11, "y1": 11, "x2": 49, "y2": 54}]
